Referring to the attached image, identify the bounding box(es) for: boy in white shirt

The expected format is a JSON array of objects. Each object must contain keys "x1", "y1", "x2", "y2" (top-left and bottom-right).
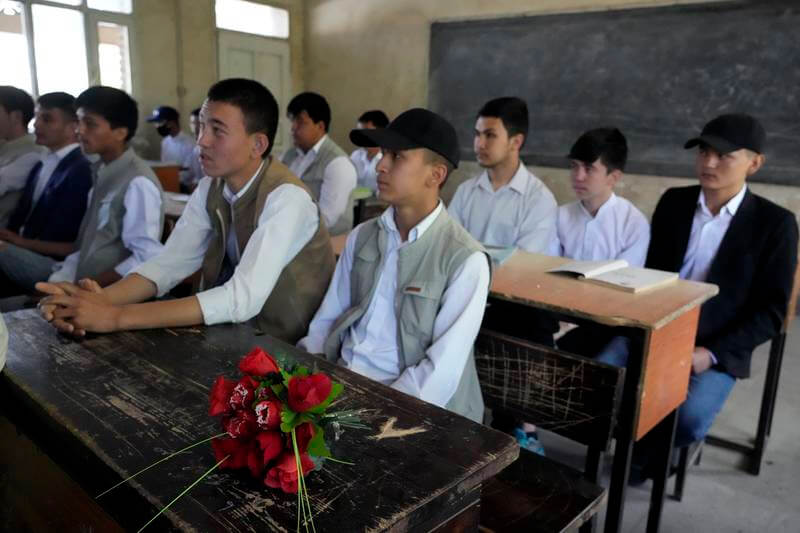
[
  {"x1": 349, "y1": 110, "x2": 388, "y2": 193},
  {"x1": 551, "y1": 127, "x2": 649, "y2": 264},
  {"x1": 298, "y1": 108, "x2": 491, "y2": 422}
]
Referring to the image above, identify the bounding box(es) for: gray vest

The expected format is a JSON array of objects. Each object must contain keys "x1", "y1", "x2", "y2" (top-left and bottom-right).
[
  {"x1": 0, "y1": 134, "x2": 44, "y2": 227},
  {"x1": 281, "y1": 136, "x2": 354, "y2": 235},
  {"x1": 74, "y1": 148, "x2": 164, "y2": 280},
  {"x1": 322, "y1": 207, "x2": 491, "y2": 422}
]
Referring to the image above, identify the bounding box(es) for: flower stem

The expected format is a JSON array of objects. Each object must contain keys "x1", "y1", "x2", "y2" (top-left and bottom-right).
[
  {"x1": 324, "y1": 456, "x2": 355, "y2": 466},
  {"x1": 136, "y1": 454, "x2": 230, "y2": 533},
  {"x1": 96, "y1": 432, "x2": 228, "y2": 499},
  {"x1": 291, "y1": 429, "x2": 316, "y2": 533}
]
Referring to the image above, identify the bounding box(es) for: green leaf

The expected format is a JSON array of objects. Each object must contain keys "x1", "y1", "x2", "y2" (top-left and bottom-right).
[{"x1": 307, "y1": 425, "x2": 331, "y2": 458}]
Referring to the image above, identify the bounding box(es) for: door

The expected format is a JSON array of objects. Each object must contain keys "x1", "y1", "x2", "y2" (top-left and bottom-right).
[{"x1": 217, "y1": 29, "x2": 291, "y2": 155}]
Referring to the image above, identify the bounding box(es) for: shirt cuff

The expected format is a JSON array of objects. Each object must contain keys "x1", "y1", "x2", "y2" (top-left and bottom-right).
[
  {"x1": 195, "y1": 285, "x2": 231, "y2": 325},
  {"x1": 131, "y1": 261, "x2": 172, "y2": 297},
  {"x1": 114, "y1": 255, "x2": 139, "y2": 278}
]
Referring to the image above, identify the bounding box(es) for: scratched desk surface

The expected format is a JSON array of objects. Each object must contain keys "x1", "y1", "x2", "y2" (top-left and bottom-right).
[{"x1": 1, "y1": 310, "x2": 518, "y2": 532}]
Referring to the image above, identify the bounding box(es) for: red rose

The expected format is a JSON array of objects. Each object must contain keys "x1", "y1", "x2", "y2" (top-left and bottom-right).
[
  {"x1": 211, "y1": 437, "x2": 250, "y2": 470},
  {"x1": 239, "y1": 347, "x2": 280, "y2": 377},
  {"x1": 264, "y1": 451, "x2": 315, "y2": 494},
  {"x1": 254, "y1": 399, "x2": 282, "y2": 430},
  {"x1": 229, "y1": 376, "x2": 258, "y2": 410},
  {"x1": 224, "y1": 410, "x2": 258, "y2": 440},
  {"x1": 294, "y1": 422, "x2": 315, "y2": 453},
  {"x1": 208, "y1": 376, "x2": 236, "y2": 416},
  {"x1": 256, "y1": 431, "x2": 284, "y2": 463},
  {"x1": 287, "y1": 374, "x2": 332, "y2": 413},
  {"x1": 246, "y1": 443, "x2": 265, "y2": 478}
]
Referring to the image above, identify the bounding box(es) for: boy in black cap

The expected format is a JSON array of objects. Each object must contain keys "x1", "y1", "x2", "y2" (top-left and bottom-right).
[
  {"x1": 298, "y1": 108, "x2": 491, "y2": 423},
  {"x1": 147, "y1": 105, "x2": 195, "y2": 172},
  {"x1": 603, "y1": 113, "x2": 798, "y2": 478}
]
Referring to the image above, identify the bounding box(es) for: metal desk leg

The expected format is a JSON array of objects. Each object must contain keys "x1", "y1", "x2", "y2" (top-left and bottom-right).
[
  {"x1": 604, "y1": 330, "x2": 646, "y2": 533},
  {"x1": 647, "y1": 410, "x2": 678, "y2": 533}
]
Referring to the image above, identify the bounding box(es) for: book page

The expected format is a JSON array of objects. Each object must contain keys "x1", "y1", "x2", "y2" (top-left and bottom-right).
[
  {"x1": 587, "y1": 266, "x2": 678, "y2": 293},
  {"x1": 547, "y1": 259, "x2": 629, "y2": 278}
]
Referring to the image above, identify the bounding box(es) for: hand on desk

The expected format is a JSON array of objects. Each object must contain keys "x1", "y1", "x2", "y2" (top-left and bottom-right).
[
  {"x1": 36, "y1": 278, "x2": 114, "y2": 336},
  {"x1": 691, "y1": 346, "x2": 713, "y2": 375}
]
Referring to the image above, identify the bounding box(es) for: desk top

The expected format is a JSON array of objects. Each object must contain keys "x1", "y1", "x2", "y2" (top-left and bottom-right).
[
  {"x1": 330, "y1": 234, "x2": 717, "y2": 331},
  {"x1": 492, "y1": 251, "x2": 718, "y2": 330},
  {"x1": 1, "y1": 310, "x2": 517, "y2": 532}
]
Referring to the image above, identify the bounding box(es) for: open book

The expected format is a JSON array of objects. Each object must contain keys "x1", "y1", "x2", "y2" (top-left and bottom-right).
[{"x1": 547, "y1": 259, "x2": 678, "y2": 293}]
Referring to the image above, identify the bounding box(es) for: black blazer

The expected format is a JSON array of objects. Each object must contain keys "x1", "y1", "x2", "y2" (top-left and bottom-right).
[
  {"x1": 7, "y1": 146, "x2": 92, "y2": 256},
  {"x1": 646, "y1": 185, "x2": 798, "y2": 379}
]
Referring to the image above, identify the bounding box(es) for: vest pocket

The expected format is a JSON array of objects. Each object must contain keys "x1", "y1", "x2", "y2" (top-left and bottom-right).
[{"x1": 401, "y1": 280, "x2": 445, "y2": 350}]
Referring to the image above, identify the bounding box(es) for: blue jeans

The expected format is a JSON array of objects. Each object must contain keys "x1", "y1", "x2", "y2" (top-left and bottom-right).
[
  {"x1": 0, "y1": 243, "x2": 56, "y2": 293},
  {"x1": 593, "y1": 335, "x2": 736, "y2": 447}
]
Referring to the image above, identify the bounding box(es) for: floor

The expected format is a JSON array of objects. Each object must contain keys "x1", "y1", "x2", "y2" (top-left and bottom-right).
[{"x1": 538, "y1": 320, "x2": 800, "y2": 533}]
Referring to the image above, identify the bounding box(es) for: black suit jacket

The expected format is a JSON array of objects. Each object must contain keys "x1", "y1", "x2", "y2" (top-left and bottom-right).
[
  {"x1": 7, "y1": 147, "x2": 92, "y2": 255},
  {"x1": 646, "y1": 185, "x2": 798, "y2": 379}
]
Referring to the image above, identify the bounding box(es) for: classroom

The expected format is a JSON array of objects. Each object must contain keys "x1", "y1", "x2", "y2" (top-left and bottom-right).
[{"x1": 1, "y1": 0, "x2": 798, "y2": 531}]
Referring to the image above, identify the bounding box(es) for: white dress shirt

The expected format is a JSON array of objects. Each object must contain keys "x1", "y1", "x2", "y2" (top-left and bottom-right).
[
  {"x1": 31, "y1": 143, "x2": 81, "y2": 205},
  {"x1": 160, "y1": 131, "x2": 195, "y2": 166},
  {"x1": 551, "y1": 193, "x2": 650, "y2": 266},
  {"x1": 448, "y1": 162, "x2": 557, "y2": 253},
  {"x1": 680, "y1": 185, "x2": 747, "y2": 282},
  {"x1": 49, "y1": 177, "x2": 164, "y2": 282},
  {"x1": 285, "y1": 135, "x2": 357, "y2": 230},
  {"x1": 298, "y1": 202, "x2": 491, "y2": 408},
  {"x1": 349, "y1": 147, "x2": 382, "y2": 192},
  {"x1": 180, "y1": 144, "x2": 203, "y2": 188},
  {"x1": 134, "y1": 165, "x2": 319, "y2": 326},
  {"x1": 0, "y1": 135, "x2": 44, "y2": 196}
]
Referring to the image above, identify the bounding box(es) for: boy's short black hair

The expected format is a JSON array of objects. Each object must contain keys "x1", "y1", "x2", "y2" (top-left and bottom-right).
[
  {"x1": 207, "y1": 78, "x2": 279, "y2": 159},
  {"x1": 477, "y1": 97, "x2": 529, "y2": 146},
  {"x1": 357, "y1": 110, "x2": 389, "y2": 128},
  {"x1": 287, "y1": 92, "x2": 331, "y2": 132},
  {"x1": 190, "y1": 107, "x2": 201, "y2": 117},
  {"x1": 0, "y1": 85, "x2": 35, "y2": 126},
  {"x1": 568, "y1": 128, "x2": 628, "y2": 172},
  {"x1": 37, "y1": 92, "x2": 77, "y2": 121},
  {"x1": 75, "y1": 86, "x2": 138, "y2": 141}
]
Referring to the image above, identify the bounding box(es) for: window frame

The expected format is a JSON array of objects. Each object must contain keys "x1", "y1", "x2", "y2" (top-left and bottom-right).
[{"x1": 11, "y1": 0, "x2": 136, "y2": 97}]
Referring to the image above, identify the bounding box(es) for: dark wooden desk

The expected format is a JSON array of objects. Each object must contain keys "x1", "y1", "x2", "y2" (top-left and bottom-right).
[{"x1": 0, "y1": 310, "x2": 518, "y2": 532}]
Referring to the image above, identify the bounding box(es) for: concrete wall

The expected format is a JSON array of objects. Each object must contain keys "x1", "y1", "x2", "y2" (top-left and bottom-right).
[
  {"x1": 130, "y1": 0, "x2": 304, "y2": 159},
  {"x1": 304, "y1": 0, "x2": 800, "y2": 217}
]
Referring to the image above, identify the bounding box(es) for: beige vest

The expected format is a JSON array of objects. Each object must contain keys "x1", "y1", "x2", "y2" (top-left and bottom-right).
[
  {"x1": 322, "y1": 207, "x2": 491, "y2": 422},
  {"x1": 197, "y1": 157, "x2": 336, "y2": 344},
  {"x1": 281, "y1": 136, "x2": 355, "y2": 236}
]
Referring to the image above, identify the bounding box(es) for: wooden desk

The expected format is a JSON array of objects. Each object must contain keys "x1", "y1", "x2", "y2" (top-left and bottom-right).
[
  {"x1": 489, "y1": 251, "x2": 717, "y2": 533},
  {"x1": 0, "y1": 310, "x2": 518, "y2": 532},
  {"x1": 151, "y1": 164, "x2": 181, "y2": 193}
]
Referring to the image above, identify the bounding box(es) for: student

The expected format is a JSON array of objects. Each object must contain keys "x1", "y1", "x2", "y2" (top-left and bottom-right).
[
  {"x1": 147, "y1": 105, "x2": 195, "y2": 168},
  {"x1": 298, "y1": 108, "x2": 491, "y2": 423},
  {"x1": 280, "y1": 92, "x2": 357, "y2": 235},
  {"x1": 38, "y1": 79, "x2": 335, "y2": 345},
  {"x1": 602, "y1": 114, "x2": 798, "y2": 481},
  {"x1": 550, "y1": 128, "x2": 649, "y2": 265},
  {"x1": 349, "y1": 110, "x2": 389, "y2": 192},
  {"x1": 180, "y1": 107, "x2": 204, "y2": 192},
  {"x1": 44, "y1": 86, "x2": 165, "y2": 288},
  {"x1": 0, "y1": 86, "x2": 45, "y2": 227},
  {"x1": 0, "y1": 92, "x2": 93, "y2": 295},
  {"x1": 448, "y1": 97, "x2": 557, "y2": 253},
  {"x1": 0, "y1": 312, "x2": 6, "y2": 372}
]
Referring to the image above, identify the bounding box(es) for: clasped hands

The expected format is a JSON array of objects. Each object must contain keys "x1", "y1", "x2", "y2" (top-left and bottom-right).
[{"x1": 35, "y1": 278, "x2": 119, "y2": 336}]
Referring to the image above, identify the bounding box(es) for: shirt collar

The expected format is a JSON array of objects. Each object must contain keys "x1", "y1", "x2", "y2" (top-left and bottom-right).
[
  {"x1": 579, "y1": 192, "x2": 617, "y2": 219},
  {"x1": 381, "y1": 200, "x2": 444, "y2": 243},
  {"x1": 223, "y1": 160, "x2": 265, "y2": 204},
  {"x1": 697, "y1": 185, "x2": 747, "y2": 217},
  {"x1": 297, "y1": 134, "x2": 327, "y2": 158},
  {"x1": 51, "y1": 143, "x2": 80, "y2": 160},
  {"x1": 476, "y1": 162, "x2": 527, "y2": 194}
]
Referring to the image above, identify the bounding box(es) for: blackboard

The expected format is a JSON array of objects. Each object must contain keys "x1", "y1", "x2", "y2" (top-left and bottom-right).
[{"x1": 429, "y1": 1, "x2": 800, "y2": 185}]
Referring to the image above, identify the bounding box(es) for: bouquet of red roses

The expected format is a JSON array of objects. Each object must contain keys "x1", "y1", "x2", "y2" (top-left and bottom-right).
[
  {"x1": 208, "y1": 346, "x2": 344, "y2": 494},
  {"x1": 98, "y1": 346, "x2": 364, "y2": 533}
]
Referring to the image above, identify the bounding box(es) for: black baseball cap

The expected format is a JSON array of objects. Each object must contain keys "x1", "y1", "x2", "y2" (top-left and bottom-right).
[
  {"x1": 350, "y1": 108, "x2": 460, "y2": 168},
  {"x1": 684, "y1": 113, "x2": 766, "y2": 154},
  {"x1": 146, "y1": 105, "x2": 179, "y2": 123}
]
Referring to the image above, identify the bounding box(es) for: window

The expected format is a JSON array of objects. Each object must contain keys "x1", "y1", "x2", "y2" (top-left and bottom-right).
[
  {"x1": 215, "y1": 0, "x2": 289, "y2": 39},
  {"x1": 0, "y1": 0, "x2": 134, "y2": 97}
]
